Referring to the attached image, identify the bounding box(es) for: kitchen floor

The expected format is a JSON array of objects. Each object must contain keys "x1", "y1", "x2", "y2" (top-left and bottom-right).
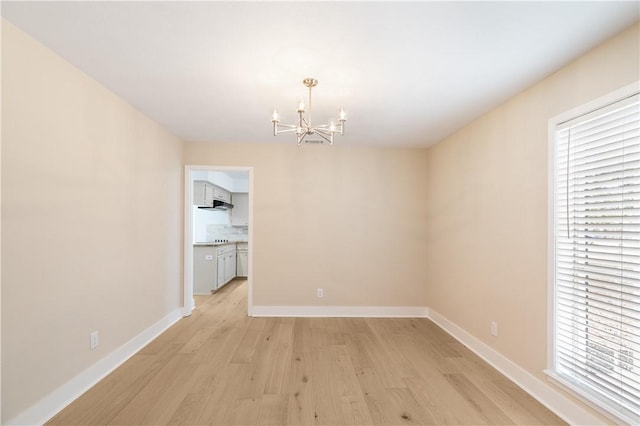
[
  {"x1": 194, "y1": 291, "x2": 216, "y2": 308},
  {"x1": 47, "y1": 279, "x2": 565, "y2": 425},
  {"x1": 194, "y1": 276, "x2": 242, "y2": 308}
]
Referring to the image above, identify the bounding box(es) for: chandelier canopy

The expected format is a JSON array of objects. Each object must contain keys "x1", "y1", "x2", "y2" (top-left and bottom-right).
[{"x1": 271, "y1": 78, "x2": 346, "y2": 146}]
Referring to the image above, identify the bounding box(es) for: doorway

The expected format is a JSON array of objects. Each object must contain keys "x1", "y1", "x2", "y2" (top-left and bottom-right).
[{"x1": 183, "y1": 165, "x2": 254, "y2": 316}]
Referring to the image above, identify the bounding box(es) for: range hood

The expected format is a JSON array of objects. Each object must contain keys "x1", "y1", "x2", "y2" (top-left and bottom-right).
[{"x1": 198, "y1": 200, "x2": 234, "y2": 211}]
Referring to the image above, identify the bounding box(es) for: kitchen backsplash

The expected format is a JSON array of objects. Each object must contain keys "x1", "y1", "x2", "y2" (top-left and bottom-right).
[{"x1": 206, "y1": 224, "x2": 248, "y2": 242}]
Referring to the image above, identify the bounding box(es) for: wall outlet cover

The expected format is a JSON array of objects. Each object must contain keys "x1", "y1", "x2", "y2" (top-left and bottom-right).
[
  {"x1": 90, "y1": 331, "x2": 99, "y2": 349},
  {"x1": 491, "y1": 321, "x2": 498, "y2": 337}
]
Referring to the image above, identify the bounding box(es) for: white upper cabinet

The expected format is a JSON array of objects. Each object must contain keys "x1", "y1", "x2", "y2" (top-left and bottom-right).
[
  {"x1": 194, "y1": 180, "x2": 232, "y2": 206},
  {"x1": 193, "y1": 180, "x2": 215, "y2": 207},
  {"x1": 231, "y1": 193, "x2": 249, "y2": 226},
  {"x1": 213, "y1": 186, "x2": 231, "y2": 203}
]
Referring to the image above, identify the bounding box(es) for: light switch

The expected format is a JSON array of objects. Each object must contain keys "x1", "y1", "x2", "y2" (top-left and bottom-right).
[{"x1": 205, "y1": 255, "x2": 213, "y2": 260}]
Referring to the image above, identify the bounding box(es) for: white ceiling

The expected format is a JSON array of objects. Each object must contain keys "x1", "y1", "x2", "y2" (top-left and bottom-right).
[{"x1": 2, "y1": 1, "x2": 638, "y2": 147}]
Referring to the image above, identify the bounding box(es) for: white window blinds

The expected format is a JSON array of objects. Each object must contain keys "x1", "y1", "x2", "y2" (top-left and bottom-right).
[{"x1": 553, "y1": 92, "x2": 640, "y2": 424}]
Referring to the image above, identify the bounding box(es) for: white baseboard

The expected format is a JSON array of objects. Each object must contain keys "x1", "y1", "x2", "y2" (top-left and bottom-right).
[
  {"x1": 251, "y1": 305, "x2": 429, "y2": 318},
  {"x1": 6, "y1": 308, "x2": 184, "y2": 426},
  {"x1": 427, "y1": 309, "x2": 605, "y2": 426}
]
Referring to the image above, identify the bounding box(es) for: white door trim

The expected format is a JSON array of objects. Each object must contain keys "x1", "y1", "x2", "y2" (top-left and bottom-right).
[{"x1": 183, "y1": 165, "x2": 254, "y2": 317}]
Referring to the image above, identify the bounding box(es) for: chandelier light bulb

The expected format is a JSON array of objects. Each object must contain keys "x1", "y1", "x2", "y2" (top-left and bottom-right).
[
  {"x1": 272, "y1": 109, "x2": 279, "y2": 122},
  {"x1": 339, "y1": 107, "x2": 346, "y2": 121}
]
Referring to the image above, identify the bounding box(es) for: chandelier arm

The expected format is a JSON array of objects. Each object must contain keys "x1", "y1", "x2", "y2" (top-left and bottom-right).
[
  {"x1": 314, "y1": 125, "x2": 341, "y2": 131},
  {"x1": 276, "y1": 123, "x2": 299, "y2": 129},
  {"x1": 314, "y1": 124, "x2": 343, "y2": 135},
  {"x1": 315, "y1": 132, "x2": 334, "y2": 145},
  {"x1": 314, "y1": 128, "x2": 335, "y2": 135},
  {"x1": 313, "y1": 122, "x2": 343, "y2": 130},
  {"x1": 297, "y1": 131, "x2": 310, "y2": 147},
  {"x1": 275, "y1": 127, "x2": 301, "y2": 134}
]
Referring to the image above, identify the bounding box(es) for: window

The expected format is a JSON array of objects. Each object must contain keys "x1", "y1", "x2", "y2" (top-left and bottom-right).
[{"x1": 550, "y1": 86, "x2": 639, "y2": 425}]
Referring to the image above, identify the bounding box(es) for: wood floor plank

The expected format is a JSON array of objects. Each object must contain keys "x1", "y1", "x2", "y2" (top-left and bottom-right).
[
  {"x1": 257, "y1": 394, "x2": 288, "y2": 425},
  {"x1": 178, "y1": 327, "x2": 216, "y2": 355},
  {"x1": 139, "y1": 358, "x2": 205, "y2": 425},
  {"x1": 107, "y1": 352, "x2": 196, "y2": 425},
  {"x1": 284, "y1": 352, "x2": 315, "y2": 425},
  {"x1": 230, "y1": 327, "x2": 263, "y2": 363},
  {"x1": 404, "y1": 375, "x2": 479, "y2": 425},
  {"x1": 196, "y1": 362, "x2": 254, "y2": 424},
  {"x1": 353, "y1": 326, "x2": 407, "y2": 389},
  {"x1": 166, "y1": 393, "x2": 209, "y2": 426},
  {"x1": 291, "y1": 317, "x2": 312, "y2": 354},
  {"x1": 223, "y1": 397, "x2": 262, "y2": 425},
  {"x1": 263, "y1": 320, "x2": 294, "y2": 395},
  {"x1": 353, "y1": 366, "x2": 403, "y2": 425},
  {"x1": 384, "y1": 387, "x2": 439, "y2": 425},
  {"x1": 443, "y1": 372, "x2": 515, "y2": 425},
  {"x1": 46, "y1": 279, "x2": 566, "y2": 426},
  {"x1": 328, "y1": 344, "x2": 374, "y2": 425},
  {"x1": 309, "y1": 347, "x2": 342, "y2": 425}
]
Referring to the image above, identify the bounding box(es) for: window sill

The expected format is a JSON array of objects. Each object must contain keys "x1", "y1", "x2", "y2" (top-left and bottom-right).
[{"x1": 544, "y1": 369, "x2": 638, "y2": 426}]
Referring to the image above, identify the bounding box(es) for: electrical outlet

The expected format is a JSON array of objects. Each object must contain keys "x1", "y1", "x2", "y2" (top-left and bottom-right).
[
  {"x1": 491, "y1": 321, "x2": 498, "y2": 337},
  {"x1": 317, "y1": 288, "x2": 324, "y2": 298},
  {"x1": 90, "y1": 331, "x2": 99, "y2": 350}
]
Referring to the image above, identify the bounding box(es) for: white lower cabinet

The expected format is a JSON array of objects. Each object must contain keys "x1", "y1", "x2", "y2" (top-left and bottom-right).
[
  {"x1": 216, "y1": 244, "x2": 236, "y2": 289},
  {"x1": 193, "y1": 246, "x2": 216, "y2": 294},
  {"x1": 216, "y1": 256, "x2": 225, "y2": 289},
  {"x1": 236, "y1": 252, "x2": 248, "y2": 277},
  {"x1": 195, "y1": 243, "x2": 242, "y2": 294},
  {"x1": 224, "y1": 251, "x2": 236, "y2": 283},
  {"x1": 236, "y1": 242, "x2": 248, "y2": 277}
]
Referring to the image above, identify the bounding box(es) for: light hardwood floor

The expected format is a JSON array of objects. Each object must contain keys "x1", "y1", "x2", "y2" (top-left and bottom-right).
[{"x1": 47, "y1": 280, "x2": 565, "y2": 425}]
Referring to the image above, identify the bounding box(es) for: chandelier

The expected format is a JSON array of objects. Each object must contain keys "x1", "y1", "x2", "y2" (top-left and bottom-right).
[{"x1": 271, "y1": 78, "x2": 346, "y2": 146}]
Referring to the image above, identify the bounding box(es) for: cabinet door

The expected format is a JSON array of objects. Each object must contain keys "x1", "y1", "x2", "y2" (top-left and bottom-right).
[
  {"x1": 237, "y1": 252, "x2": 248, "y2": 277},
  {"x1": 225, "y1": 253, "x2": 236, "y2": 282},
  {"x1": 213, "y1": 186, "x2": 231, "y2": 203},
  {"x1": 193, "y1": 247, "x2": 216, "y2": 294},
  {"x1": 193, "y1": 181, "x2": 206, "y2": 206},
  {"x1": 204, "y1": 183, "x2": 214, "y2": 206},
  {"x1": 216, "y1": 256, "x2": 225, "y2": 289},
  {"x1": 194, "y1": 181, "x2": 215, "y2": 207},
  {"x1": 231, "y1": 193, "x2": 249, "y2": 226},
  {"x1": 232, "y1": 252, "x2": 237, "y2": 278}
]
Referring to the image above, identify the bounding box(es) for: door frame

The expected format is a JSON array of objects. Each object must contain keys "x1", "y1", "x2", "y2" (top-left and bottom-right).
[{"x1": 183, "y1": 165, "x2": 254, "y2": 316}]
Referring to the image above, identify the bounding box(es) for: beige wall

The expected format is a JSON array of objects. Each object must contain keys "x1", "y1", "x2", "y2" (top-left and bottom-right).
[
  {"x1": 184, "y1": 142, "x2": 430, "y2": 307},
  {"x1": 425, "y1": 22, "x2": 639, "y2": 419},
  {"x1": 1, "y1": 20, "x2": 184, "y2": 422}
]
